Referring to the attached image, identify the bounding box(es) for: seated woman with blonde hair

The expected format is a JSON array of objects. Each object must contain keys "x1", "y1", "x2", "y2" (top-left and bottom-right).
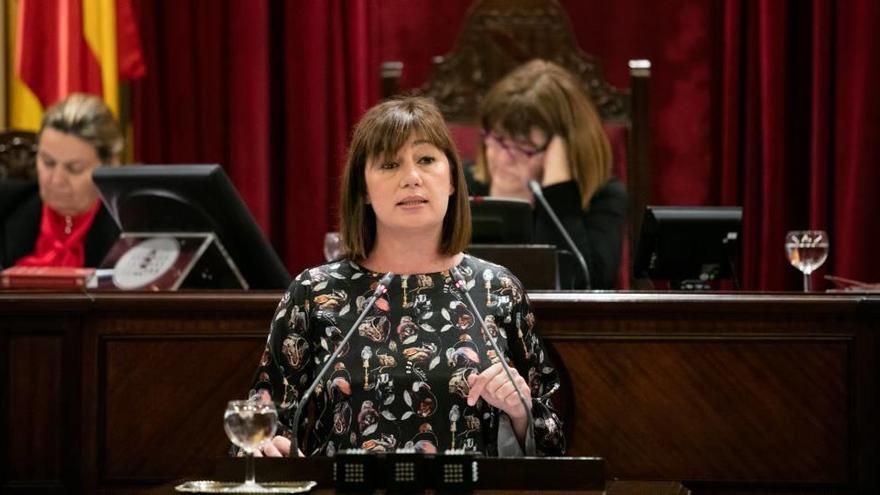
[
  {"x1": 467, "y1": 59, "x2": 628, "y2": 289},
  {"x1": 2, "y1": 93, "x2": 123, "y2": 268}
]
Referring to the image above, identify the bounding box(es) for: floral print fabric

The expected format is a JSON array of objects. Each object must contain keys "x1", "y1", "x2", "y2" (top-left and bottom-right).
[{"x1": 251, "y1": 254, "x2": 565, "y2": 456}]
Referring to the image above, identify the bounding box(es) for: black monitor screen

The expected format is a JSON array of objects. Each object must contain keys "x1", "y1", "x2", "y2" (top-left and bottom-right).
[
  {"x1": 92, "y1": 164, "x2": 291, "y2": 289},
  {"x1": 469, "y1": 197, "x2": 533, "y2": 244},
  {"x1": 634, "y1": 206, "x2": 742, "y2": 283}
]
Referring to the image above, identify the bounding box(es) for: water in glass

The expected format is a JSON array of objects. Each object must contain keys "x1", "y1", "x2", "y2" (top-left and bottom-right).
[
  {"x1": 224, "y1": 402, "x2": 277, "y2": 453},
  {"x1": 784, "y1": 230, "x2": 829, "y2": 291},
  {"x1": 223, "y1": 400, "x2": 277, "y2": 490}
]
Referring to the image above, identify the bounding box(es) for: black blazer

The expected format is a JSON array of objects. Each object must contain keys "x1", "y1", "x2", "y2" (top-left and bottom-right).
[{"x1": 0, "y1": 187, "x2": 120, "y2": 268}]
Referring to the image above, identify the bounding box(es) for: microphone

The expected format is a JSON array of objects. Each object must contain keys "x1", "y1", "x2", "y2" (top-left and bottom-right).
[
  {"x1": 449, "y1": 266, "x2": 536, "y2": 456},
  {"x1": 527, "y1": 180, "x2": 591, "y2": 289},
  {"x1": 290, "y1": 271, "x2": 394, "y2": 457}
]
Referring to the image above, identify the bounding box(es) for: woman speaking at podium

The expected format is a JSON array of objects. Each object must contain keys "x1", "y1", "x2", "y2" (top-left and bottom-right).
[
  {"x1": 249, "y1": 97, "x2": 564, "y2": 458},
  {"x1": 467, "y1": 60, "x2": 628, "y2": 289},
  {"x1": 2, "y1": 93, "x2": 121, "y2": 268}
]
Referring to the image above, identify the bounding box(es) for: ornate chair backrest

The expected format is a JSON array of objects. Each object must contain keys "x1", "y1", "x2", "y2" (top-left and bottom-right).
[
  {"x1": 381, "y1": 0, "x2": 652, "y2": 287},
  {"x1": 0, "y1": 130, "x2": 38, "y2": 181}
]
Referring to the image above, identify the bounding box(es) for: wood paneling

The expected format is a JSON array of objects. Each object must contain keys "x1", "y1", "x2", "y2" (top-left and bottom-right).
[
  {"x1": 7, "y1": 336, "x2": 64, "y2": 482},
  {"x1": 557, "y1": 340, "x2": 848, "y2": 481},
  {"x1": 1, "y1": 291, "x2": 877, "y2": 494},
  {"x1": 2, "y1": 312, "x2": 82, "y2": 493},
  {"x1": 100, "y1": 337, "x2": 263, "y2": 481}
]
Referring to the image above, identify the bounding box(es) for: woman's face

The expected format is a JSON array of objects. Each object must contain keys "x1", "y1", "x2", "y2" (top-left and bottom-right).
[
  {"x1": 484, "y1": 126, "x2": 550, "y2": 193},
  {"x1": 36, "y1": 128, "x2": 105, "y2": 216},
  {"x1": 364, "y1": 134, "x2": 454, "y2": 242}
]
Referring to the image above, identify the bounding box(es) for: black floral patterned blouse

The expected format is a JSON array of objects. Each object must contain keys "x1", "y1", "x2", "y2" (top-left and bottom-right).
[{"x1": 251, "y1": 254, "x2": 565, "y2": 456}]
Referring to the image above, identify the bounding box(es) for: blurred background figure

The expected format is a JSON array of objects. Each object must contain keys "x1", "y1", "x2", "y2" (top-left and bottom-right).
[
  {"x1": 1, "y1": 93, "x2": 123, "y2": 268},
  {"x1": 467, "y1": 59, "x2": 627, "y2": 289}
]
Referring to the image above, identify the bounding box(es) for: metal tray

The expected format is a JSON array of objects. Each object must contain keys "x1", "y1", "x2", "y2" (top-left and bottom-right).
[{"x1": 174, "y1": 480, "x2": 316, "y2": 493}]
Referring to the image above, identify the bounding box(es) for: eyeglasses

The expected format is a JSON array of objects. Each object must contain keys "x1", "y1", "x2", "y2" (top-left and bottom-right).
[{"x1": 481, "y1": 130, "x2": 550, "y2": 159}]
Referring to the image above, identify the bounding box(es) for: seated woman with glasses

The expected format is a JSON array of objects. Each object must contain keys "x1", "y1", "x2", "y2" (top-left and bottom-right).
[{"x1": 466, "y1": 59, "x2": 627, "y2": 289}]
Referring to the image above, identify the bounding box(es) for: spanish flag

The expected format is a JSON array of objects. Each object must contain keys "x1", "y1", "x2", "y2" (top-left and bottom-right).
[{"x1": 6, "y1": 0, "x2": 145, "y2": 130}]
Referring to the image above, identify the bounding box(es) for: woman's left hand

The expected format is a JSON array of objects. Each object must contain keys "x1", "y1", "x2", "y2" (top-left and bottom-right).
[
  {"x1": 252, "y1": 435, "x2": 305, "y2": 457},
  {"x1": 540, "y1": 135, "x2": 572, "y2": 187},
  {"x1": 466, "y1": 363, "x2": 532, "y2": 420}
]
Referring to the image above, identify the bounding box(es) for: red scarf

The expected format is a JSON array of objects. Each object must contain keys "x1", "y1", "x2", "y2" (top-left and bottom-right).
[{"x1": 16, "y1": 201, "x2": 102, "y2": 268}]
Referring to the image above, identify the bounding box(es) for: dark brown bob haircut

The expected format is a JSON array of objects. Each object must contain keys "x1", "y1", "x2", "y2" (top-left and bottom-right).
[{"x1": 339, "y1": 96, "x2": 471, "y2": 261}]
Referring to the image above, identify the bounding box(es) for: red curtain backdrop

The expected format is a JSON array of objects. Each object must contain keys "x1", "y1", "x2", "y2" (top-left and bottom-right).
[
  {"x1": 131, "y1": 0, "x2": 377, "y2": 274},
  {"x1": 717, "y1": 0, "x2": 880, "y2": 289},
  {"x1": 131, "y1": 0, "x2": 880, "y2": 289}
]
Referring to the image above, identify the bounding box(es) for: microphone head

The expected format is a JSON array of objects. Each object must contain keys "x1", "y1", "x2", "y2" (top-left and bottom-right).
[
  {"x1": 527, "y1": 180, "x2": 543, "y2": 196},
  {"x1": 373, "y1": 272, "x2": 394, "y2": 296},
  {"x1": 449, "y1": 266, "x2": 468, "y2": 290}
]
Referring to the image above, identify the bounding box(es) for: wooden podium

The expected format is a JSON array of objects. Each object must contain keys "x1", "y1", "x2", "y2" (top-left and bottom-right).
[{"x1": 2, "y1": 291, "x2": 877, "y2": 494}]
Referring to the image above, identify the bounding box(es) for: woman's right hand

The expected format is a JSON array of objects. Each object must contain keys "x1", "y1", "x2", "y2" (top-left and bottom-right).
[
  {"x1": 540, "y1": 136, "x2": 571, "y2": 186},
  {"x1": 487, "y1": 144, "x2": 541, "y2": 201},
  {"x1": 252, "y1": 435, "x2": 304, "y2": 457}
]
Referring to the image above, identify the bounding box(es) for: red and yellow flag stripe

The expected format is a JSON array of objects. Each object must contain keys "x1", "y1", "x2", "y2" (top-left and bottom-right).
[{"x1": 6, "y1": 0, "x2": 145, "y2": 130}]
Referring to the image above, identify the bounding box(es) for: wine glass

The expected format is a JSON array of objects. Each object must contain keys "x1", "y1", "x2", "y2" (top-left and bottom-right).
[
  {"x1": 784, "y1": 230, "x2": 829, "y2": 292},
  {"x1": 323, "y1": 232, "x2": 342, "y2": 261},
  {"x1": 223, "y1": 400, "x2": 278, "y2": 491}
]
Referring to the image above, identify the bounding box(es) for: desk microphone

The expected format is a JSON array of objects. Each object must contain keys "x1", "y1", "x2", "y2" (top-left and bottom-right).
[
  {"x1": 290, "y1": 271, "x2": 394, "y2": 457},
  {"x1": 527, "y1": 180, "x2": 591, "y2": 289},
  {"x1": 449, "y1": 266, "x2": 536, "y2": 456}
]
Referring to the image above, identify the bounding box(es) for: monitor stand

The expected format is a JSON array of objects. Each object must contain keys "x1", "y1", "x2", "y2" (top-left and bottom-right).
[{"x1": 93, "y1": 232, "x2": 248, "y2": 290}]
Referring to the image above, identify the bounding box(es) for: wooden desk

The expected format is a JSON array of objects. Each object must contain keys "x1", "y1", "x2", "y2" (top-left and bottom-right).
[{"x1": 1, "y1": 291, "x2": 877, "y2": 494}]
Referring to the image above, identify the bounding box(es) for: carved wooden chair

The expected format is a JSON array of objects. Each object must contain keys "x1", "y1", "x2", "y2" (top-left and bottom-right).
[
  {"x1": 0, "y1": 131, "x2": 39, "y2": 265},
  {"x1": 381, "y1": 0, "x2": 651, "y2": 287},
  {"x1": 0, "y1": 130, "x2": 38, "y2": 181}
]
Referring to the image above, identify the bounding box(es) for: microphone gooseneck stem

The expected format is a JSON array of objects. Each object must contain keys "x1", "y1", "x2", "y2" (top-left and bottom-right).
[
  {"x1": 527, "y1": 180, "x2": 591, "y2": 290},
  {"x1": 450, "y1": 267, "x2": 536, "y2": 456},
  {"x1": 290, "y1": 272, "x2": 393, "y2": 457}
]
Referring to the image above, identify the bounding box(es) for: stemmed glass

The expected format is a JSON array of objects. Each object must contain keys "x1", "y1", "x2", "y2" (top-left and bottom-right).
[
  {"x1": 323, "y1": 232, "x2": 342, "y2": 262},
  {"x1": 223, "y1": 400, "x2": 278, "y2": 491},
  {"x1": 784, "y1": 230, "x2": 829, "y2": 292}
]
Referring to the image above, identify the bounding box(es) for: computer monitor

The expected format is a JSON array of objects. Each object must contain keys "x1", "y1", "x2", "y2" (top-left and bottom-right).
[
  {"x1": 634, "y1": 206, "x2": 742, "y2": 288},
  {"x1": 92, "y1": 164, "x2": 291, "y2": 290},
  {"x1": 467, "y1": 197, "x2": 561, "y2": 289},
  {"x1": 469, "y1": 196, "x2": 533, "y2": 244}
]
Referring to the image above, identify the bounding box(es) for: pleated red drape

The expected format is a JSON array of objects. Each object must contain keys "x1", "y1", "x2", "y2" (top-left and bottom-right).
[
  {"x1": 281, "y1": 0, "x2": 378, "y2": 272},
  {"x1": 132, "y1": 0, "x2": 275, "y2": 231},
  {"x1": 131, "y1": 0, "x2": 879, "y2": 289},
  {"x1": 131, "y1": 0, "x2": 377, "y2": 275},
  {"x1": 717, "y1": 0, "x2": 880, "y2": 290},
  {"x1": 832, "y1": 1, "x2": 880, "y2": 289}
]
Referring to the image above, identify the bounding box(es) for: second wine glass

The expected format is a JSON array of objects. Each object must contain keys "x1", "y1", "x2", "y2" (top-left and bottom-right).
[{"x1": 784, "y1": 230, "x2": 829, "y2": 292}]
